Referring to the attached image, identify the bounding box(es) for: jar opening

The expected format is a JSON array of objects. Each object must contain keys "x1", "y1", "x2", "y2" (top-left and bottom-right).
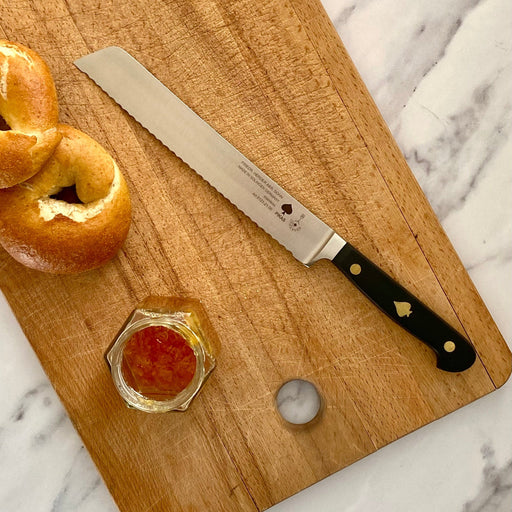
[{"x1": 121, "y1": 325, "x2": 197, "y2": 401}]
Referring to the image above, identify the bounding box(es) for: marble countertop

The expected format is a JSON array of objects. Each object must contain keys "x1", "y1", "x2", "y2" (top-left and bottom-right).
[{"x1": 1, "y1": 0, "x2": 511, "y2": 510}]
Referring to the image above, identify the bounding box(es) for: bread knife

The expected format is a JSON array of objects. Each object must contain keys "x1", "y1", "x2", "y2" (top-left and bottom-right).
[{"x1": 75, "y1": 46, "x2": 477, "y2": 372}]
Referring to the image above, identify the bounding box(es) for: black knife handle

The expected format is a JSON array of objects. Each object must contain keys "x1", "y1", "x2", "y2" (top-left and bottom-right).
[{"x1": 332, "y1": 243, "x2": 476, "y2": 372}]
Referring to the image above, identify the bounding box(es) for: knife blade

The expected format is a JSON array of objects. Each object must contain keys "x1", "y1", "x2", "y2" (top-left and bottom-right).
[{"x1": 75, "y1": 46, "x2": 476, "y2": 372}]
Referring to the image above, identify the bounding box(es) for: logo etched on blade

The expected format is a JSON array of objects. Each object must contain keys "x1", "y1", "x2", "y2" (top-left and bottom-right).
[
  {"x1": 289, "y1": 214, "x2": 305, "y2": 232},
  {"x1": 281, "y1": 203, "x2": 293, "y2": 215}
]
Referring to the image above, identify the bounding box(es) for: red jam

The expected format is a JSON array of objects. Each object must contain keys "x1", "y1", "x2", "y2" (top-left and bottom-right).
[{"x1": 121, "y1": 325, "x2": 196, "y2": 400}]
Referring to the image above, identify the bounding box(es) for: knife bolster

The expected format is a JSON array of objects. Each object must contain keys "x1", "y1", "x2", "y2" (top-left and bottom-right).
[{"x1": 307, "y1": 232, "x2": 346, "y2": 266}]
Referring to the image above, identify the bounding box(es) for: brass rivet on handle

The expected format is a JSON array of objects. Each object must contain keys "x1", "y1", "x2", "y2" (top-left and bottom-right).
[
  {"x1": 350, "y1": 263, "x2": 361, "y2": 275},
  {"x1": 444, "y1": 341, "x2": 456, "y2": 353}
]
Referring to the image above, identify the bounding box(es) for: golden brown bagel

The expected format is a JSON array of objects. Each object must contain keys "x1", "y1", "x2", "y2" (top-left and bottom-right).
[
  {"x1": 0, "y1": 40, "x2": 62, "y2": 188},
  {"x1": 0, "y1": 124, "x2": 131, "y2": 274}
]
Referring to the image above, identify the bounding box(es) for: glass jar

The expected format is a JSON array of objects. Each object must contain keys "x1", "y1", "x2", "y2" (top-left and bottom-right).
[{"x1": 106, "y1": 296, "x2": 217, "y2": 413}]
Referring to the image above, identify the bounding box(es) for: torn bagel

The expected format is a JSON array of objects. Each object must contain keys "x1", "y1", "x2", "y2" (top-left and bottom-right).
[
  {"x1": 0, "y1": 40, "x2": 62, "y2": 188},
  {"x1": 0, "y1": 124, "x2": 131, "y2": 273}
]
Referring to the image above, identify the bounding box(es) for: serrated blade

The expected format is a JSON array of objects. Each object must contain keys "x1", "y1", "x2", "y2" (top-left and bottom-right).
[{"x1": 74, "y1": 46, "x2": 345, "y2": 265}]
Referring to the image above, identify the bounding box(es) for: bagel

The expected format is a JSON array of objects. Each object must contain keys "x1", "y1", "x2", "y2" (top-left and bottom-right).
[
  {"x1": 0, "y1": 124, "x2": 131, "y2": 274},
  {"x1": 0, "y1": 40, "x2": 62, "y2": 188}
]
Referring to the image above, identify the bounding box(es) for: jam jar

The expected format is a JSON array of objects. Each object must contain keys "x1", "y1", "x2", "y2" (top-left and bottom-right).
[{"x1": 107, "y1": 296, "x2": 217, "y2": 412}]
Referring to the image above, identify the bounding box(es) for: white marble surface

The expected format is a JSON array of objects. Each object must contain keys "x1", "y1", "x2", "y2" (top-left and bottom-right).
[{"x1": 1, "y1": 0, "x2": 511, "y2": 510}]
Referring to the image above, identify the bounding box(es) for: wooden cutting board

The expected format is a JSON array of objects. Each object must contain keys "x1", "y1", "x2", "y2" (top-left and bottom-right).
[{"x1": 1, "y1": 0, "x2": 510, "y2": 510}]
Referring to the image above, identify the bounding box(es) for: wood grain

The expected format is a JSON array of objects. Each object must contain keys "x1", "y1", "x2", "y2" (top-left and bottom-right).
[{"x1": 0, "y1": 0, "x2": 510, "y2": 510}]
